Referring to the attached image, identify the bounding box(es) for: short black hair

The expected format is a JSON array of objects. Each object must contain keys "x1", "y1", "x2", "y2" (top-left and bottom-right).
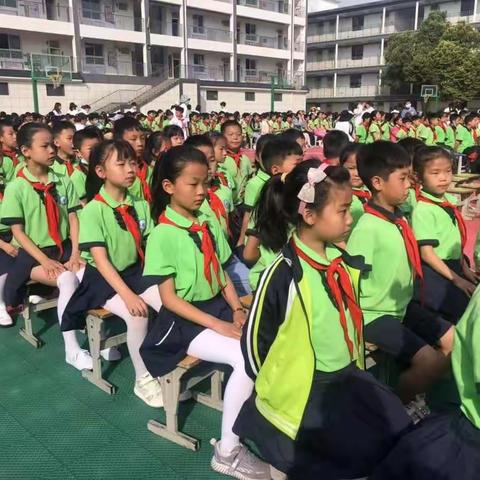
[
  {"x1": 113, "y1": 116, "x2": 141, "y2": 139},
  {"x1": 323, "y1": 130, "x2": 350, "y2": 160},
  {"x1": 413, "y1": 146, "x2": 452, "y2": 180},
  {"x1": 280, "y1": 128, "x2": 304, "y2": 144},
  {"x1": 261, "y1": 138, "x2": 302, "y2": 174},
  {"x1": 357, "y1": 141, "x2": 411, "y2": 191},
  {"x1": 51, "y1": 120, "x2": 75, "y2": 137},
  {"x1": 73, "y1": 127, "x2": 103, "y2": 150},
  {"x1": 220, "y1": 119, "x2": 241, "y2": 134},
  {"x1": 183, "y1": 134, "x2": 213, "y2": 149},
  {"x1": 163, "y1": 124, "x2": 184, "y2": 139},
  {"x1": 339, "y1": 142, "x2": 361, "y2": 166}
]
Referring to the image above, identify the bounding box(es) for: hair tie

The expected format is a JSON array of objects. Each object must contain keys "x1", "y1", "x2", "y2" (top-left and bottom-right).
[
  {"x1": 297, "y1": 164, "x2": 329, "y2": 215},
  {"x1": 280, "y1": 172, "x2": 288, "y2": 184}
]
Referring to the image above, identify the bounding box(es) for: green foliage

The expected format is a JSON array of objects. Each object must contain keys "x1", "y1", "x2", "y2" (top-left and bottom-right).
[{"x1": 384, "y1": 11, "x2": 480, "y2": 102}]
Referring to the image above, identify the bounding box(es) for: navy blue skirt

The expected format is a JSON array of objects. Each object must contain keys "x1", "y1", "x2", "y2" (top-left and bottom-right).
[
  {"x1": 370, "y1": 410, "x2": 480, "y2": 480},
  {"x1": 140, "y1": 294, "x2": 232, "y2": 377},
  {"x1": 414, "y1": 259, "x2": 469, "y2": 324},
  {"x1": 61, "y1": 262, "x2": 157, "y2": 331},
  {"x1": 0, "y1": 231, "x2": 15, "y2": 276},
  {"x1": 4, "y1": 240, "x2": 72, "y2": 307},
  {"x1": 234, "y1": 365, "x2": 412, "y2": 479}
]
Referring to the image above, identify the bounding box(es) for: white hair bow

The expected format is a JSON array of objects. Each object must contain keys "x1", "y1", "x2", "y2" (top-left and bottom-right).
[{"x1": 297, "y1": 164, "x2": 329, "y2": 214}]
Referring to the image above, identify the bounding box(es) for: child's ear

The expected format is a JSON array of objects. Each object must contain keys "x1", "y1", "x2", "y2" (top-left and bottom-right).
[
  {"x1": 20, "y1": 145, "x2": 29, "y2": 157},
  {"x1": 162, "y1": 179, "x2": 174, "y2": 195},
  {"x1": 94, "y1": 164, "x2": 106, "y2": 180},
  {"x1": 53, "y1": 137, "x2": 60, "y2": 148},
  {"x1": 370, "y1": 175, "x2": 383, "y2": 192},
  {"x1": 271, "y1": 164, "x2": 280, "y2": 175},
  {"x1": 301, "y1": 207, "x2": 317, "y2": 226}
]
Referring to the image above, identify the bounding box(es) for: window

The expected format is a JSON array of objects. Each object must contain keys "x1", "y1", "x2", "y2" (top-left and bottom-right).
[
  {"x1": 0, "y1": 0, "x2": 17, "y2": 8},
  {"x1": 0, "y1": 82, "x2": 8, "y2": 95},
  {"x1": 46, "y1": 83, "x2": 65, "y2": 96},
  {"x1": 245, "y1": 92, "x2": 255, "y2": 101},
  {"x1": 350, "y1": 74, "x2": 362, "y2": 88},
  {"x1": 0, "y1": 33, "x2": 20, "y2": 51},
  {"x1": 274, "y1": 93, "x2": 283, "y2": 102},
  {"x1": 85, "y1": 43, "x2": 104, "y2": 64},
  {"x1": 460, "y1": 0, "x2": 474, "y2": 16},
  {"x1": 245, "y1": 23, "x2": 257, "y2": 42},
  {"x1": 117, "y1": 2, "x2": 128, "y2": 10},
  {"x1": 192, "y1": 14, "x2": 204, "y2": 34},
  {"x1": 206, "y1": 90, "x2": 218, "y2": 101},
  {"x1": 245, "y1": 58, "x2": 256, "y2": 71},
  {"x1": 351, "y1": 45, "x2": 363, "y2": 60},
  {"x1": 352, "y1": 15, "x2": 364, "y2": 31},
  {"x1": 193, "y1": 54, "x2": 205, "y2": 73},
  {"x1": 82, "y1": 0, "x2": 101, "y2": 19}
]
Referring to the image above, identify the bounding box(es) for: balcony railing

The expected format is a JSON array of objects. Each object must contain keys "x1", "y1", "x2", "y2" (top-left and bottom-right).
[
  {"x1": 238, "y1": 32, "x2": 289, "y2": 49},
  {"x1": 79, "y1": 8, "x2": 141, "y2": 31},
  {"x1": 237, "y1": 0, "x2": 289, "y2": 14},
  {"x1": 183, "y1": 64, "x2": 231, "y2": 81},
  {"x1": 187, "y1": 25, "x2": 231, "y2": 43},
  {"x1": 306, "y1": 60, "x2": 334, "y2": 71},
  {"x1": 336, "y1": 86, "x2": 380, "y2": 97},
  {"x1": 307, "y1": 32, "x2": 336, "y2": 43},
  {"x1": 150, "y1": 21, "x2": 182, "y2": 36},
  {"x1": 336, "y1": 56, "x2": 382, "y2": 68},
  {"x1": 0, "y1": 1, "x2": 70, "y2": 21},
  {"x1": 82, "y1": 57, "x2": 144, "y2": 76},
  {"x1": 337, "y1": 26, "x2": 382, "y2": 40},
  {"x1": 0, "y1": 48, "x2": 25, "y2": 70},
  {"x1": 309, "y1": 87, "x2": 334, "y2": 98}
]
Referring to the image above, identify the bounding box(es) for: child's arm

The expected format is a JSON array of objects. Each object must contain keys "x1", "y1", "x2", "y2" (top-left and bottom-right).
[
  {"x1": 11, "y1": 224, "x2": 65, "y2": 279},
  {"x1": 65, "y1": 211, "x2": 83, "y2": 271},
  {"x1": 91, "y1": 246, "x2": 148, "y2": 317},
  {"x1": 159, "y1": 277, "x2": 242, "y2": 340},
  {"x1": 0, "y1": 238, "x2": 17, "y2": 257},
  {"x1": 420, "y1": 245, "x2": 476, "y2": 296},
  {"x1": 221, "y1": 271, "x2": 247, "y2": 328},
  {"x1": 237, "y1": 210, "x2": 251, "y2": 247},
  {"x1": 243, "y1": 235, "x2": 261, "y2": 264}
]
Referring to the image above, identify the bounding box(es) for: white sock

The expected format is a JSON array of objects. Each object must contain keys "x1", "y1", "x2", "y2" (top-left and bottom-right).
[
  {"x1": 140, "y1": 284, "x2": 162, "y2": 312},
  {"x1": 0, "y1": 273, "x2": 8, "y2": 310}
]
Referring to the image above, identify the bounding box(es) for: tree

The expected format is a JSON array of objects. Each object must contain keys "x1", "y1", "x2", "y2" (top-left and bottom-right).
[{"x1": 384, "y1": 11, "x2": 480, "y2": 103}]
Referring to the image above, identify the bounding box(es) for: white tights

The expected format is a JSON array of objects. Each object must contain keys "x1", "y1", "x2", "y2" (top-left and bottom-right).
[
  {"x1": 187, "y1": 329, "x2": 254, "y2": 454},
  {"x1": 0, "y1": 273, "x2": 7, "y2": 309}
]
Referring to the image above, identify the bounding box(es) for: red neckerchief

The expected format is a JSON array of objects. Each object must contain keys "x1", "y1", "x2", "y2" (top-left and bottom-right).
[
  {"x1": 64, "y1": 160, "x2": 74, "y2": 176},
  {"x1": 18, "y1": 168, "x2": 63, "y2": 256},
  {"x1": 208, "y1": 186, "x2": 231, "y2": 237},
  {"x1": 430, "y1": 126, "x2": 438, "y2": 142},
  {"x1": 214, "y1": 172, "x2": 229, "y2": 187},
  {"x1": 417, "y1": 193, "x2": 467, "y2": 253},
  {"x1": 439, "y1": 122, "x2": 447, "y2": 133},
  {"x1": 292, "y1": 238, "x2": 363, "y2": 361},
  {"x1": 364, "y1": 203, "x2": 423, "y2": 280},
  {"x1": 137, "y1": 161, "x2": 152, "y2": 203},
  {"x1": 2, "y1": 148, "x2": 19, "y2": 167},
  {"x1": 226, "y1": 149, "x2": 243, "y2": 168},
  {"x1": 158, "y1": 212, "x2": 223, "y2": 292},
  {"x1": 95, "y1": 193, "x2": 144, "y2": 265},
  {"x1": 414, "y1": 183, "x2": 421, "y2": 200},
  {"x1": 352, "y1": 188, "x2": 371, "y2": 203}
]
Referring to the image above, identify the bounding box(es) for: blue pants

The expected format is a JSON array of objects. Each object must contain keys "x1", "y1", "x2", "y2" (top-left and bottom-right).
[{"x1": 225, "y1": 255, "x2": 251, "y2": 297}]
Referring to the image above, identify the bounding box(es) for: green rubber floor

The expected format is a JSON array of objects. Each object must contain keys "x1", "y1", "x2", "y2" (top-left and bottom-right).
[{"x1": 0, "y1": 311, "x2": 230, "y2": 480}]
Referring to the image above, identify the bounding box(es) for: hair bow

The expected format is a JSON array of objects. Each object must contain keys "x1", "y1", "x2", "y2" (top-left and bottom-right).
[{"x1": 297, "y1": 164, "x2": 329, "y2": 214}]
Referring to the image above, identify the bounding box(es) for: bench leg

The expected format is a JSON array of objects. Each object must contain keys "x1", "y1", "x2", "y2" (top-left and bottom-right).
[
  {"x1": 82, "y1": 315, "x2": 116, "y2": 395},
  {"x1": 148, "y1": 372, "x2": 200, "y2": 451},
  {"x1": 19, "y1": 303, "x2": 42, "y2": 348},
  {"x1": 195, "y1": 370, "x2": 223, "y2": 412}
]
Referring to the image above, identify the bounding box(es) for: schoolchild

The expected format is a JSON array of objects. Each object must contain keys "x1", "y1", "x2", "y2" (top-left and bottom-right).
[
  {"x1": 0, "y1": 119, "x2": 20, "y2": 175},
  {"x1": 144, "y1": 132, "x2": 171, "y2": 167},
  {"x1": 322, "y1": 130, "x2": 349, "y2": 166},
  {"x1": 1, "y1": 123, "x2": 90, "y2": 370},
  {"x1": 347, "y1": 141, "x2": 454, "y2": 403},
  {"x1": 139, "y1": 145, "x2": 269, "y2": 479},
  {"x1": 51, "y1": 120, "x2": 77, "y2": 176},
  {"x1": 163, "y1": 124, "x2": 185, "y2": 147},
  {"x1": 207, "y1": 131, "x2": 236, "y2": 193},
  {"x1": 62, "y1": 140, "x2": 164, "y2": 407},
  {"x1": 366, "y1": 110, "x2": 383, "y2": 143},
  {"x1": 234, "y1": 159, "x2": 412, "y2": 479},
  {"x1": 355, "y1": 112, "x2": 371, "y2": 144},
  {"x1": 280, "y1": 128, "x2": 307, "y2": 152},
  {"x1": 412, "y1": 146, "x2": 477, "y2": 322}
]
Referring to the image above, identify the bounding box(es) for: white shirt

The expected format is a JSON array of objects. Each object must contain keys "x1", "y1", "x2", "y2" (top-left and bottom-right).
[
  {"x1": 170, "y1": 116, "x2": 189, "y2": 138},
  {"x1": 334, "y1": 121, "x2": 354, "y2": 141}
]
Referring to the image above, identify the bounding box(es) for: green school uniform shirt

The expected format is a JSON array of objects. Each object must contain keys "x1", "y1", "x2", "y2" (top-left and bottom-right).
[
  {"x1": 243, "y1": 170, "x2": 270, "y2": 210},
  {"x1": 143, "y1": 205, "x2": 232, "y2": 302},
  {"x1": 294, "y1": 234, "x2": 360, "y2": 371},
  {"x1": 456, "y1": 125, "x2": 475, "y2": 153},
  {"x1": 347, "y1": 206, "x2": 413, "y2": 325},
  {"x1": 355, "y1": 124, "x2": 367, "y2": 143},
  {"x1": 249, "y1": 244, "x2": 277, "y2": 291},
  {"x1": 79, "y1": 186, "x2": 153, "y2": 271},
  {"x1": 52, "y1": 158, "x2": 68, "y2": 177},
  {"x1": 366, "y1": 122, "x2": 381, "y2": 143},
  {"x1": 1, "y1": 156, "x2": 15, "y2": 185},
  {"x1": 399, "y1": 188, "x2": 417, "y2": 222},
  {"x1": 452, "y1": 286, "x2": 480, "y2": 429},
  {"x1": 475, "y1": 230, "x2": 480, "y2": 270},
  {"x1": 199, "y1": 183, "x2": 233, "y2": 238},
  {"x1": 218, "y1": 152, "x2": 253, "y2": 205},
  {"x1": 408, "y1": 126, "x2": 418, "y2": 138},
  {"x1": 128, "y1": 164, "x2": 153, "y2": 200},
  {"x1": 1, "y1": 166, "x2": 80, "y2": 248},
  {"x1": 435, "y1": 125, "x2": 446, "y2": 145},
  {"x1": 350, "y1": 193, "x2": 366, "y2": 229},
  {"x1": 412, "y1": 191, "x2": 462, "y2": 261},
  {"x1": 418, "y1": 124, "x2": 436, "y2": 146},
  {"x1": 381, "y1": 122, "x2": 391, "y2": 141},
  {"x1": 445, "y1": 125, "x2": 455, "y2": 149},
  {"x1": 70, "y1": 167, "x2": 87, "y2": 201}
]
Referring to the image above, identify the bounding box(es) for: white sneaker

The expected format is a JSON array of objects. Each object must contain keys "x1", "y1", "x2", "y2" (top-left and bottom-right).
[
  {"x1": 100, "y1": 347, "x2": 121, "y2": 361},
  {"x1": 66, "y1": 349, "x2": 93, "y2": 371},
  {"x1": 28, "y1": 295, "x2": 47, "y2": 305},
  {"x1": 134, "y1": 372, "x2": 163, "y2": 408},
  {"x1": 0, "y1": 306, "x2": 13, "y2": 327}
]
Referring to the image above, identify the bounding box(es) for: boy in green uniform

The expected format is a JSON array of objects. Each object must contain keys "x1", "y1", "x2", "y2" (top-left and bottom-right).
[
  {"x1": 381, "y1": 112, "x2": 392, "y2": 141},
  {"x1": 52, "y1": 121, "x2": 77, "y2": 176},
  {"x1": 347, "y1": 141, "x2": 453, "y2": 403},
  {"x1": 455, "y1": 113, "x2": 476, "y2": 153},
  {"x1": 365, "y1": 110, "x2": 382, "y2": 143},
  {"x1": 0, "y1": 119, "x2": 20, "y2": 173},
  {"x1": 355, "y1": 112, "x2": 370, "y2": 144},
  {"x1": 418, "y1": 113, "x2": 438, "y2": 146},
  {"x1": 408, "y1": 116, "x2": 422, "y2": 139}
]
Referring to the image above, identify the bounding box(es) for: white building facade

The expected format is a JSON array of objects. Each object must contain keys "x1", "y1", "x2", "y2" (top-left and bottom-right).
[
  {"x1": 0, "y1": 0, "x2": 307, "y2": 113},
  {"x1": 307, "y1": 0, "x2": 478, "y2": 111}
]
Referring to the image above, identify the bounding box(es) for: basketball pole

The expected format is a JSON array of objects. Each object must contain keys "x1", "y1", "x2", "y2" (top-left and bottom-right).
[{"x1": 31, "y1": 75, "x2": 39, "y2": 114}]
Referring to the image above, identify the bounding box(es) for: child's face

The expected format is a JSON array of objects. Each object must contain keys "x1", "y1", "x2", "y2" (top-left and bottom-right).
[
  {"x1": 420, "y1": 157, "x2": 452, "y2": 196},
  {"x1": 78, "y1": 137, "x2": 100, "y2": 163},
  {"x1": 343, "y1": 153, "x2": 363, "y2": 189},
  {"x1": 122, "y1": 128, "x2": 144, "y2": 159},
  {"x1": 196, "y1": 145, "x2": 217, "y2": 180},
  {"x1": 0, "y1": 126, "x2": 17, "y2": 150},
  {"x1": 272, "y1": 153, "x2": 302, "y2": 176},
  {"x1": 170, "y1": 134, "x2": 184, "y2": 147},
  {"x1": 304, "y1": 184, "x2": 353, "y2": 243},
  {"x1": 214, "y1": 138, "x2": 227, "y2": 163},
  {"x1": 95, "y1": 149, "x2": 137, "y2": 189},
  {"x1": 23, "y1": 130, "x2": 55, "y2": 166},
  {"x1": 104, "y1": 131, "x2": 114, "y2": 140},
  {"x1": 175, "y1": 110, "x2": 183, "y2": 120},
  {"x1": 296, "y1": 136, "x2": 306, "y2": 152},
  {"x1": 163, "y1": 162, "x2": 208, "y2": 212},
  {"x1": 404, "y1": 121, "x2": 412, "y2": 130},
  {"x1": 223, "y1": 125, "x2": 242, "y2": 151},
  {"x1": 155, "y1": 138, "x2": 171, "y2": 155},
  {"x1": 54, "y1": 128, "x2": 75, "y2": 156},
  {"x1": 430, "y1": 118, "x2": 439, "y2": 126},
  {"x1": 373, "y1": 167, "x2": 411, "y2": 206}
]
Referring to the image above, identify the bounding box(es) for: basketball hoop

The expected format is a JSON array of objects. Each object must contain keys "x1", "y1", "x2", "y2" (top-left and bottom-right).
[{"x1": 48, "y1": 72, "x2": 63, "y2": 89}]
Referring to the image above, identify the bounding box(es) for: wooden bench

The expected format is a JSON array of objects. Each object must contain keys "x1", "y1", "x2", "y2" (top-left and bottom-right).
[{"x1": 19, "y1": 282, "x2": 59, "y2": 348}]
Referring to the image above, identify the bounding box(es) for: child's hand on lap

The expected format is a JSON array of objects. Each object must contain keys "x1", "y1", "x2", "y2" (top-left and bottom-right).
[
  {"x1": 453, "y1": 275, "x2": 477, "y2": 297},
  {"x1": 64, "y1": 251, "x2": 85, "y2": 272},
  {"x1": 213, "y1": 319, "x2": 242, "y2": 340},
  {"x1": 122, "y1": 291, "x2": 148, "y2": 317},
  {"x1": 462, "y1": 266, "x2": 479, "y2": 285},
  {"x1": 233, "y1": 309, "x2": 247, "y2": 328},
  {"x1": 1, "y1": 243, "x2": 18, "y2": 257},
  {"x1": 41, "y1": 258, "x2": 66, "y2": 280}
]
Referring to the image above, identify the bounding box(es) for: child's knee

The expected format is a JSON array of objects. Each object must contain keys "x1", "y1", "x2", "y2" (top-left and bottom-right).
[{"x1": 57, "y1": 270, "x2": 79, "y2": 289}]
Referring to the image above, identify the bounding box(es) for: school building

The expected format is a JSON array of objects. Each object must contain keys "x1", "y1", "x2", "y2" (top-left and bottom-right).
[
  {"x1": 0, "y1": 0, "x2": 308, "y2": 114},
  {"x1": 307, "y1": 0, "x2": 479, "y2": 111}
]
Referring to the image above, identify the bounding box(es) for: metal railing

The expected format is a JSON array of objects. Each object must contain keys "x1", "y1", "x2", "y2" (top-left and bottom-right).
[
  {"x1": 337, "y1": 26, "x2": 382, "y2": 40},
  {"x1": 82, "y1": 58, "x2": 144, "y2": 76},
  {"x1": 150, "y1": 22, "x2": 182, "y2": 36},
  {"x1": 79, "y1": 8, "x2": 140, "y2": 31},
  {"x1": 307, "y1": 32, "x2": 336, "y2": 43},
  {"x1": 187, "y1": 25, "x2": 231, "y2": 43},
  {"x1": 308, "y1": 87, "x2": 334, "y2": 98},
  {"x1": 0, "y1": 48, "x2": 24, "y2": 70},
  {"x1": 336, "y1": 56, "x2": 382, "y2": 68},
  {"x1": 238, "y1": 32, "x2": 289, "y2": 50},
  {"x1": 336, "y1": 86, "x2": 380, "y2": 97},
  {"x1": 237, "y1": 0, "x2": 289, "y2": 14},
  {"x1": 183, "y1": 64, "x2": 232, "y2": 82},
  {"x1": 0, "y1": 1, "x2": 70, "y2": 21},
  {"x1": 306, "y1": 60, "x2": 335, "y2": 71}
]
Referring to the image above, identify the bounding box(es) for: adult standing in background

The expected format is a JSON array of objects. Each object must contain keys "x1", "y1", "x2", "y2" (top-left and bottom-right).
[
  {"x1": 50, "y1": 102, "x2": 63, "y2": 117},
  {"x1": 400, "y1": 101, "x2": 417, "y2": 118}
]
